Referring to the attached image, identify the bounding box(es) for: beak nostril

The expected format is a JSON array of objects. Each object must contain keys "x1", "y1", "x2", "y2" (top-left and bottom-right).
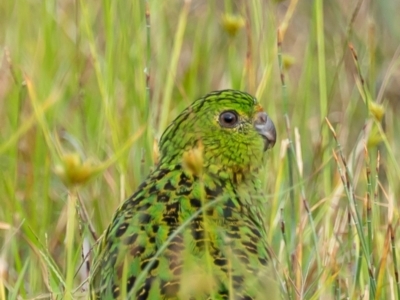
[
  {"x1": 255, "y1": 112, "x2": 268, "y2": 125},
  {"x1": 254, "y1": 112, "x2": 276, "y2": 151}
]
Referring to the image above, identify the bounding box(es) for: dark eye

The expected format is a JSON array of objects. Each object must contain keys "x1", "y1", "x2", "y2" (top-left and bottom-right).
[{"x1": 219, "y1": 111, "x2": 239, "y2": 128}]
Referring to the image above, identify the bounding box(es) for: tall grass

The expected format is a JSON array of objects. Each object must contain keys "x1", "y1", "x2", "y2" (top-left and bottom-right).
[{"x1": 0, "y1": 0, "x2": 399, "y2": 299}]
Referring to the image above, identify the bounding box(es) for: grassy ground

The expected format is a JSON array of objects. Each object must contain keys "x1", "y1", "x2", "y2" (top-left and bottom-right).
[{"x1": 1, "y1": 0, "x2": 400, "y2": 299}]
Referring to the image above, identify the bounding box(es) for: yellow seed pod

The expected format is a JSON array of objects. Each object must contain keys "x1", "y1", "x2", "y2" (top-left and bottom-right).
[
  {"x1": 221, "y1": 13, "x2": 245, "y2": 37},
  {"x1": 369, "y1": 101, "x2": 385, "y2": 122},
  {"x1": 367, "y1": 125, "x2": 383, "y2": 148},
  {"x1": 182, "y1": 142, "x2": 204, "y2": 176},
  {"x1": 55, "y1": 152, "x2": 97, "y2": 186},
  {"x1": 282, "y1": 54, "x2": 296, "y2": 71}
]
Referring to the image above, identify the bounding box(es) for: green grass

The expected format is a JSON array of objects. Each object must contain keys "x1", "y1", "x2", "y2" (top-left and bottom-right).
[{"x1": 1, "y1": 0, "x2": 400, "y2": 299}]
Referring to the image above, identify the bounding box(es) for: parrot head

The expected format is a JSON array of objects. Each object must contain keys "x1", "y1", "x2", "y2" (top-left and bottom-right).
[{"x1": 159, "y1": 90, "x2": 276, "y2": 177}]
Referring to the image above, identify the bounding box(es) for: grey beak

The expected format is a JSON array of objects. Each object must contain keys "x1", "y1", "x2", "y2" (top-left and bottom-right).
[{"x1": 254, "y1": 112, "x2": 276, "y2": 151}]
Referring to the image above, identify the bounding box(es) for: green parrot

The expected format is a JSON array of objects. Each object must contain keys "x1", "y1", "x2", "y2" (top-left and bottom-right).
[{"x1": 90, "y1": 90, "x2": 277, "y2": 299}]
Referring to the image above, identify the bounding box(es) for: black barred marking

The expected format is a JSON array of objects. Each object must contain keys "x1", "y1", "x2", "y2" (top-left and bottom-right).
[
  {"x1": 191, "y1": 226, "x2": 204, "y2": 239},
  {"x1": 245, "y1": 211, "x2": 262, "y2": 230},
  {"x1": 226, "y1": 231, "x2": 240, "y2": 239},
  {"x1": 205, "y1": 184, "x2": 223, "y2": 197},
  {"x1": 175, "y1": 187, "x2": 191, "y2": 196},
  {"x1": 172, "y1": 265, "x2": 182, "y2": 275},
  {"x1": 152, "y1": 225, "x2": 159, "y2": 233},
  {"x1": 136, "y1": 181, "x2": 147, "y2": 192},
  {"x1": 206, "y1": 208, "x2": 214, "y2": 216},
  {"x1": 173, "y1": 164, "x2": 181, "y2": 171},
  {"x1": 163, "y1": 215, "x2": 178, "y2": 224},
  {"x1": 249, "y1": 227, "x2": 262, "y2": 238},
  {"x1": 149, "y1": 236, "x2": 156, "y2": 244},
  {"x1": 123, "y1": 211, "x2": 133, "y2": 219},
  {"x1": 153, "y1": 168, "x2": 170, "y2": 180},
  {"x1": 160, "y1": 280, "x2": 180, "y2": 296},
  {"x1": 233, "y1": 281, "x2": 242, "y2": 289},
  {"x1": 137, "y1": 277, "x2": 153, "y2": 300},
  {"x1": 178, "y1": 173, "x2": 192, "y2": 187},
  {"x1": 233, "y1": 249, "x2": 250, "y2": 264},
  {"x1": 222, "y1": 206, "x2": 232, "y2": 218},
  {"x1": 163, "y1": 201, "x2": 180, "y2": 224},
  {"x1": 119, "y1": 200, "x2": 132, "y2": 212},
  {"x1": 190, "y1": 198, "x2": 201, "y2": 208},
  {"x1": 192, "y1": 216, "x2": 202, "y2": 223},
  {"x1": 124, "y1": 233, "x2": 138, "y2": 245},
  {"x1": 140, "y1": 258, "x2": 159, "y2": 270},
  {"x1": 191, "y1": 220, "x2": 205, "y2": 248},
  {"x1": 139, "y1": 213, "x2": 152, "y2": 223},
  {"x1": 130, "y1": 245, "x2": 145, "y2": 256},
  {"x1": 167, "y1": 236, "x2": 185, "y2": 252},
  {"x1": 225, "y1": 198, "x2": 237, "y2": 210},
  {"x1": 165, "y1": 202, "x2": 180, "y2": 212},
  {"x1": 242, "y1": 241, "x2": 258, "y2": 255},
  {"x1": 258, "y1": 257, "x2": 268, "y2": 265},
  {"x1": 168, "y1": 257, "x2": 180, "y2": 270},
  {"x1": 116, "y1": 223, "x2": 128, "y2": 237},
  {"x1": 148, "y1": 185, "x2": 158, "y2": 194},
  {"x1": 164, "y1": 180, "x2": 175, "y2": 191},
  {"x1": 127, "y1": 275, "x2": 136, "y2": 292},
  {"x1": 233, "y1": 275, "x2": 244, "y2": 285},
  {"x1": 209, "y1": 245, "x2": 220, "y2": 256},
  {"x1": 107, "y1": 247, "x2": 119, "y2": 266},
  {"x1": 157, "y1": 194, "x2": 169, "y2": 202},
  {"x1": 124, "y1": 195, "x2": 144, "y2": 210},
  {"x1": 214, "y1": 257, "x2": 227, "y2": 267},
  {"x1": 218, "y1": 287, "x2": 230, "y2": 297},
  {"x1": 230, "y1": 225, "x2": 239, "y2": 232},
  {"x1": 139, "y1": 202, "x2": 151, "y2": 211},
  {"x1": 112, "y1": 284, "x2": 120, "y2": 298}
]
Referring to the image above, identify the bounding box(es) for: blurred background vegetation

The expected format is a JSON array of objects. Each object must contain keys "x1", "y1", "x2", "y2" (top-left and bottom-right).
[{"x1": 1, "y1": 0, "x2": 400, "y2": 299}]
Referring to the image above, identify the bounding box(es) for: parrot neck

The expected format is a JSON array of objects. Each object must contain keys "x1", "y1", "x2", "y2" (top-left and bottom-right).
[
  {"x1": 157, "y1": 160, "x2": 260, "y2": 185},
  {"x1": 206, "y1": 163, "x2": 261, "y2": 184},
  {"x1": 157, "y1": 145, "x2": 264, "y2": 185}
]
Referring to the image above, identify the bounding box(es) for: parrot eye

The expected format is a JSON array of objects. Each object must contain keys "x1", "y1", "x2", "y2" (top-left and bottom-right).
[{"x1": 219, "y1": 111, "x2": 239, "y2": 128}]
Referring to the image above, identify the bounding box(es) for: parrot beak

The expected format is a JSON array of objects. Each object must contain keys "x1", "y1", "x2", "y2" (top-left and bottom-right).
[{"x1": 254, "y1": 112, "x2": 276, "y2": 151}]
